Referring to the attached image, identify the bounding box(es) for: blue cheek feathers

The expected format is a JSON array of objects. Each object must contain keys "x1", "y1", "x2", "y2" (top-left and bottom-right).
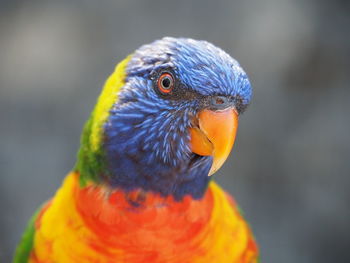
[{"x1": 104, "y1": 76, "x2": 212, "y2": 200}]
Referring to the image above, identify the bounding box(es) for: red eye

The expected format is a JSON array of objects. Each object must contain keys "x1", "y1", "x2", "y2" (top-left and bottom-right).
[{"x1": 157, "y1": 73, "x2": 174, "y2": 94}]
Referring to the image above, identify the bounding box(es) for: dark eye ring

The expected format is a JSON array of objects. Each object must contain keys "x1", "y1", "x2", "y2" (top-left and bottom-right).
[{"x1": 157, "y1": 72, "x2": 174, "y2": 94}]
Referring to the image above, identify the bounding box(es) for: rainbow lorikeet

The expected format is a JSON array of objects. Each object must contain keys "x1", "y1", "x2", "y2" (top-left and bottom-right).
[{"x1": 14, "y1": 37, "x2": 258, "y2": 263}]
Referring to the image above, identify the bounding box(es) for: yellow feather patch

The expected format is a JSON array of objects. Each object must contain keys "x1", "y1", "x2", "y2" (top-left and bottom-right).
[
  {"x1": 90, "y1": 56, "x2": 131, "y2": 151},
  {"x1": 32, "y1": 173, "x2": 123, "y2": 262},
  {"x1": 193, "y1": 181, "x2": 251, "y2": 262}
]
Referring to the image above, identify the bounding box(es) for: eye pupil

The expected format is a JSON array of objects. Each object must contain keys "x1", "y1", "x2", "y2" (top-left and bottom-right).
[{"x1": 162, "y1": 77, "x2": 171, "y2": 88}]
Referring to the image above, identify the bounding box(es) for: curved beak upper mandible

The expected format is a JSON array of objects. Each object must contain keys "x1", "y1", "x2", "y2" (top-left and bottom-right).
[{"x1": 189, "y1": 106, "x2": 239, "y2": 176}]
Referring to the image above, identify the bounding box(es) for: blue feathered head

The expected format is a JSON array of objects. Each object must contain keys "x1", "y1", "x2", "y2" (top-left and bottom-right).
[{"x1": 77, "y1": 37, "x2": 252, "y2": 200}]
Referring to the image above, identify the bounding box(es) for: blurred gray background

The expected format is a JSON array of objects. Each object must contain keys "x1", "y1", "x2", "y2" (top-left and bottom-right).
[{"x1": 1, "y1": 0, "x2": 349, "y2": 262}]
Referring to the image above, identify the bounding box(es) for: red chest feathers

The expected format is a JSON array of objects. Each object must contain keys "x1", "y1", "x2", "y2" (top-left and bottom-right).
[{"x1": 74, "y1": 181, "x2": 214, "y2": 252}]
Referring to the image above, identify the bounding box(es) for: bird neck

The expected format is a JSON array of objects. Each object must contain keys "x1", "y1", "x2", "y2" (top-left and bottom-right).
[{"x1": 74, "y1": 112, "x2": 212, "y2": 200}]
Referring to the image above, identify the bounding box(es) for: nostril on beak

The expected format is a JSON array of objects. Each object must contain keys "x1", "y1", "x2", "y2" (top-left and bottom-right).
[
  {"x1": 215, "y1": 97, "x2": 225, "y2": 104},
  {"x1": 210, "y1": 96, "x2": 230, "y2": 110}
]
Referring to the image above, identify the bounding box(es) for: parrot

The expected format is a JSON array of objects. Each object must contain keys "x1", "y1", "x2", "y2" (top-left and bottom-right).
[{"x1": 14, "y1": 37, "x2": 258, "y2": 263}]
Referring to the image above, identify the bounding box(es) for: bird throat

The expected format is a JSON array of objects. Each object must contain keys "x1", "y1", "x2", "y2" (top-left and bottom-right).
[{"x1": 75, "y1": 111, "x2": 212, "y2": 201}]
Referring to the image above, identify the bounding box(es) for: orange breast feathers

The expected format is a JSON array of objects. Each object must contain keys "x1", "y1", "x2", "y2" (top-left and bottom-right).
[{"x1": 30, "y1": 172, "x2": 258, "y2": 263}]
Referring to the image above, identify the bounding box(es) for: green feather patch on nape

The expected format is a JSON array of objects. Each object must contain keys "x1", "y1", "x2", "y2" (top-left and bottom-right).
[{"x1": 75, "y1": 117, "x2": 109, "y2": 186}]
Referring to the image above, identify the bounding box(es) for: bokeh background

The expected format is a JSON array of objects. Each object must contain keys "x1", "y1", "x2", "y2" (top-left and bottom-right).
[{"x1": 1, "y1": 0, "x2": 349, "y2": 262}]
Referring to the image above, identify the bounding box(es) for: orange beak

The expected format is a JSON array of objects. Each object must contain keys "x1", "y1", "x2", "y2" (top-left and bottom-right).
[{"x1": 189, "y1": 108, "x2": 239, "y2": 176}]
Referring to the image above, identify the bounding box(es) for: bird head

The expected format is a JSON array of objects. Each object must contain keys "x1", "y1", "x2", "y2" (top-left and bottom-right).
[{"x1": 76, "y1": 37, "x2": 252, "y2": 200}]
